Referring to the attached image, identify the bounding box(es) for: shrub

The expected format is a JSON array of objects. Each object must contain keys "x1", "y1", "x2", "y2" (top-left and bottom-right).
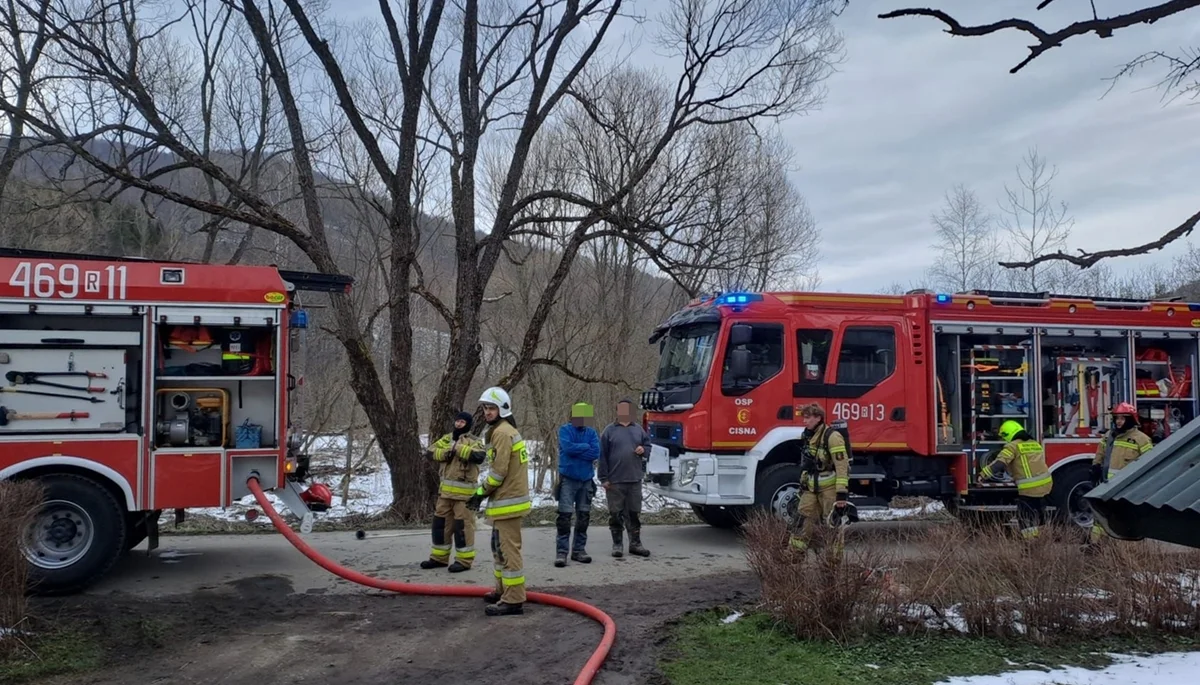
[
  {"x1": 744, "y1": 511, "x2": 1200, "y2": 646},
  {"x1": 0, "y1": 479, "x2": 43, "y2": 656}
]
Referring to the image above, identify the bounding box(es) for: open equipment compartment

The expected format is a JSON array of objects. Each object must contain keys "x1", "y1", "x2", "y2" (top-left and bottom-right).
[
  {"x1": 1133, "y1": 331, "x2": 1199, "y2": 441},
  {"x1": 0, "y1": 308, "x2": 142, "y2": 435},
  {"x1": 1038, "y1": 327, "x2": 1131, "y2": 440},
  {"x1": 151, "y1": 306, "x2": 281, "y2": 449}
]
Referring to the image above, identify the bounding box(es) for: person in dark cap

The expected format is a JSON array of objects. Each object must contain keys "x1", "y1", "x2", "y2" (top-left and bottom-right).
[
  {"x1": 598, "y1": 398, "x2": 652, "y2": 558},
  {"x1": 421, "y1": 410, "x2": 485, "y2": 571}
]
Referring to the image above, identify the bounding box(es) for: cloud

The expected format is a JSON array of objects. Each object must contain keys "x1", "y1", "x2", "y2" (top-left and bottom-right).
[{"x1": 784, "y1": 1, "x2": 1200, "y2": 292}]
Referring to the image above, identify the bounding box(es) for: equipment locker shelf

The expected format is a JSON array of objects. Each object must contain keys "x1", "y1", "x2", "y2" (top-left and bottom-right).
[
  {"x1": 966, "y1": 343, "x2": 1033, "y2": 484},
  {"x1": 1133, "y1": 340, "x2": 1198, "y2": 442}
]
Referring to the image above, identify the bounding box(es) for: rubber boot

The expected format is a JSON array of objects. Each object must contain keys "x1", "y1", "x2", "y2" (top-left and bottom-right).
[
  {"x1": 483, "y1": 590, "x2": 502, "y2": 603},
  {"x1": 611, "y1": 529, "x2": 624, "y2": 558},
  {"x1": 628, "y1": 530, "x2": 650, "y2": 557},
  {"x1": 448, "y1": 561, "x2": 470, "y2": 573},
  {"x1": 420, "y1": 559, "x2": 444, "y2": 570},
  {"x1": 485, "y1": 602, "x2": 524, "y2": 616}
]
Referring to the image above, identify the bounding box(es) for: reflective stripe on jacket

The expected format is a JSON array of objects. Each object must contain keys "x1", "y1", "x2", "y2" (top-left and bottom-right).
[
  {"x1": 478, "y1": 421, "x2": 531, "y2": 520},
  {"x1": 429, "y1": 432, "x2": 483, "y2": 501},
  {"x1": 1093, "y1": 427, "x2": 1153, "y2": 479},
  {"x1": 981, "y1": 438, "x2": 1052, "y2": 498}
]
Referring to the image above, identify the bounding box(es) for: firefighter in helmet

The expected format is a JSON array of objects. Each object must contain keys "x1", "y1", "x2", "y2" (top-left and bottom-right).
[
  {"x1": 466, "y1": 386, "x2": 531, "y2": 617},
  {"x1": 420, "y1": 411, "x2": 486, "y2": 572},
  {"x1": 788, "y1": 403, "x2": 850, "y2": 553},
  {"x1": 980, "y1": 420, "x2": 1052, "y2": 539},
  {"x1": 1088, "y1": 402, "x2": 1152, "y2": 546}
]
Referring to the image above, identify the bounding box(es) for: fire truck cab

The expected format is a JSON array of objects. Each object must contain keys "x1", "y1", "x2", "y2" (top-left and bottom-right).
[
  {"x1": 640, "y1": 289, "x2": 1200, "y2": 529},
  {"x1": 0, "y1": 248, "x2": 348, "y2": 595}
]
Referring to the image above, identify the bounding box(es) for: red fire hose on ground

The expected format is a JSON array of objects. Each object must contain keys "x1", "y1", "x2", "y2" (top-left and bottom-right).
[{"x1": 247, "y1": 476, "x2": 616, "y2": 685}]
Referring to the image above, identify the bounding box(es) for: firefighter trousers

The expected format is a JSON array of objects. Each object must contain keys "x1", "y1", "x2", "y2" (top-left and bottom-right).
[
  {"x1": 1016, "y1": 496, "x2": 1046, "y2": 540},
  {"x1": 789, "y1": 487, "x2": 837, "y2": 551},
  {"x1": 429, "y1": 497, "x2": 476, "y2": 568},
  {"x1": 490, "y1": 517, "x2": 526, "y2": 605}
]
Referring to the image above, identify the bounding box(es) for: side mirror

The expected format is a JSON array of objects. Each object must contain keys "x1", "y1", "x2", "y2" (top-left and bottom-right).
[
  {"x1": 729, "y1": 348, "x2": 751, "y2": 380},
  {"x1": 729, "y1": 324, "x2": 752, "y2": 347}
]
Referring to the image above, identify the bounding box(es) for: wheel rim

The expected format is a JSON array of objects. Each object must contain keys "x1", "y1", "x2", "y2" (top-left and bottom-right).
[
  {"x1": 770, "y1": 481, "x2": 801, "y2": 525},
  {"x1": 1066, "y1": 482, "x2": 1095, "y2": 528},
  {"x1": 23, "y1": 499, "x2": 95, "y2": 570}
]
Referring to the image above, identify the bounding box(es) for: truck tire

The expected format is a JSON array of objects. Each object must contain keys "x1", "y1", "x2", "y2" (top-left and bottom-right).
[
  {"x1": 1049, "y1": 462, "x2": 1093, "y2": 529},
  {"x1": 755, "y1": 462, "x2": 803, "y2": 526},
  {"x1": 22, "y1": 474, "x2": 128, "y2": 596},
  {"x1": 690, "y1": 504, "x2": 745, "y2": 528}
]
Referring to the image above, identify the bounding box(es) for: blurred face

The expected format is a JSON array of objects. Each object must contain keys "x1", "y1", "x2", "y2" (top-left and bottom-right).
[
  {"x1": 454, "y1": 418, "x2": 467, "y2": 431},
  {"x1": 616, "y1": 402, "x2": 632, "y2": 423},
  {"x1": 802, "y1": 413, "x2": 820, "y2": 430},
  {"x1": 482, "y1": 404, "x2": 499, "y2": 422},
  {"x1": 1116, "y1": 414, "x2": 1135, "y2": 431}
]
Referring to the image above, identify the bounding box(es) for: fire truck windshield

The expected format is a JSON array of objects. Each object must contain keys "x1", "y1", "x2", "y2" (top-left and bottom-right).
[{"x1": 655, "y1": 323, "x2": 718, "y2": 387}]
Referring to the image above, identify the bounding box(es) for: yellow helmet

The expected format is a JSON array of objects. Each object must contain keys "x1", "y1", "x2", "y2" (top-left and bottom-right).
[{"x1": 998, "y1": 420, "x2": 1024, "y2": 442}]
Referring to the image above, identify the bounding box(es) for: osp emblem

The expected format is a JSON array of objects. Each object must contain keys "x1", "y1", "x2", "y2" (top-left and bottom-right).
[{"x1": 736, "y1": 408, "x2": 751, "y2": 424}]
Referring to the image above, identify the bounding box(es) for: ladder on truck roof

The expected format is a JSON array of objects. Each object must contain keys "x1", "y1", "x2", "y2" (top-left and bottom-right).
[
  {"x1": 0, "y1": 247, "x2": 353, "y2": 294},
  {"x1": 955, "y1": 288, "x2": 1184, "y2": 308}
]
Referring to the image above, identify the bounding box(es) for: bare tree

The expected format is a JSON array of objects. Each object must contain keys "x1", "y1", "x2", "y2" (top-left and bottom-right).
[
  {"x1": 996, "y1": 148, "x2": 1075, "y2": 291},
  {"x1": 926, "y1": 184, "x2": 998, "y2": 292},
  {"x1": 879, "y1": 1, "x2": 1200, "y2": 270},
  {"x1": 0, "y1": 0, "x2": 846, "y2": 519}
]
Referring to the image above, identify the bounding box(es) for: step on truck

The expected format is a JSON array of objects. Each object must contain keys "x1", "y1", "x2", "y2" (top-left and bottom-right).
[
  {"x1": 639, "y1": 289, "x2": 1199, "y2": 529},
  {"x1": 0, "y1": 247, "x2": 349, "y2": 595}
]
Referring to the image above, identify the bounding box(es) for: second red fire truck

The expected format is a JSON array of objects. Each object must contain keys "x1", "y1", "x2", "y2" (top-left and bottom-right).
[
  {"x1": 0, "y1": 248, "x2": 348, "y2": 595},
  {"x1": 640, "y1": 289, "x2": 1199, "y2": 529}
]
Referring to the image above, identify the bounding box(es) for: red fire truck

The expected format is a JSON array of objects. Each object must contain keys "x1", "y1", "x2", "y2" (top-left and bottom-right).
[
  {"x1": 0, "y1": 247, "x2": 348, "y2": 595},
  {"x1": 640, "y1": 289, "x2": 1199, "y2": 529}
]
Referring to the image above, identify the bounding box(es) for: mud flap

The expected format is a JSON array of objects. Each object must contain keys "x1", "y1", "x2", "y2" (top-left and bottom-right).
[
  {"x1": 274, "y1": 479, "x2": 316, "y2": 534},
  {"x1": 146, "y1": 513, "x2": 160, "y2": 556}
]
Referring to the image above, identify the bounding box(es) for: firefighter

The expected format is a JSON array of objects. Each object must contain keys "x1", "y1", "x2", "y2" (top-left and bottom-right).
[
  {"x1": 467, "y1": 387, "x2": 531, "y2": 617},
  {"x1": 420, "y1": 411, "x2": 485, "y2": 572},
  {"x1": 1088, "y1": 402, "x2": 1153, "y2": 546},
  {"x1": 787, "y1": 403, "x2": 850, "y2": 553},
  {"x1": 980, "y1": 420, "x2": 1052, "y2": 540}
]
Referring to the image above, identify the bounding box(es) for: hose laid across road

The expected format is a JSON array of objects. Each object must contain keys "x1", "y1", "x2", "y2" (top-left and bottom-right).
[{"x1": 247, "y1": 477, "x2": 616, "y2": 685}]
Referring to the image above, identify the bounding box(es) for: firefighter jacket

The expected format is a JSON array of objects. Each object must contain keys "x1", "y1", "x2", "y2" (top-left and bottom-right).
[
  {"x1": 429, "y1": 432, "x2": 484, "y2": 501},
  {"x1": 478, "y1": 420, "x2": 531, "y2": 520},
  {"x1": 981, "y1": 438, "x2": 1052, "y2": 498},
  {"x1": 1093, "y1": 426, "x2": 1153, "y2": 479},
  {"x1": 803, "y1": 423, "x2": 849, "y2": 495}
]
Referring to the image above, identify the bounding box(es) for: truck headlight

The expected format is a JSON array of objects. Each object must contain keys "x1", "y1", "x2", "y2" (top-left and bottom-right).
[{"x1": 679, "y1": 459, "x2": 698, "y2": 486}]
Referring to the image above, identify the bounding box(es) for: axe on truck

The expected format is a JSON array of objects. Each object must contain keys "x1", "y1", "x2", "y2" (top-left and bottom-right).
[{"x1": 0, "y1": 406, "x2": 90, "y2": 426}]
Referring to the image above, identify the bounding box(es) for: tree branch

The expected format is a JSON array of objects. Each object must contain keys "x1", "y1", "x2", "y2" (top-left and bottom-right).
[
  {"x1": 999, "y1": 208, "x2": 1200, "y2": 269},
  {"x1": 530, "y1": 357, "x2": 637, "y2": 390},
  {"x1": 879, "y1": 1, "x2": 1200, "y2": 73}
]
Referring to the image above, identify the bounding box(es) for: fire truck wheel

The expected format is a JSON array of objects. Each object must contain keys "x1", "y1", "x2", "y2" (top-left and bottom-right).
[
  {"x1": 22, "y1": 474, "x2": 127, "y2": 596},
  {"x1": 1049, "y1": 462, "x2": 1094, "y2": 529},
  {"x1": 690, "y1": 504, "x2": 745, "y2": 528},
  {"x1": 755, "y1": 462, "x2": 803, "y2": 527}
]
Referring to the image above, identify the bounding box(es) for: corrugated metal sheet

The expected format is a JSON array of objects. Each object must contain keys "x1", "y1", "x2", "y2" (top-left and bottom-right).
[{"x1": 1086, "y1": 415, "x2": 1200, "y2": 549}]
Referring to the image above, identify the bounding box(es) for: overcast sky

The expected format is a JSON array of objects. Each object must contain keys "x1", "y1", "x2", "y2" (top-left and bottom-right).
[{"x1": 781, "y1": 1, "x2": 1200, "y2": 292}]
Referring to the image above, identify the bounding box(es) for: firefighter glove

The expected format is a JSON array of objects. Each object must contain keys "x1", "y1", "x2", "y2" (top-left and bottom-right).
[
  {"x1": 1090, "y1": 463, "x2": 1104, "y2": 486},
  {"x1": 466, "y1": 489, "x2": 485, "y2": 511},
  {"x1": 467, "y1": 449, "x2": 487, "y2": 465}
]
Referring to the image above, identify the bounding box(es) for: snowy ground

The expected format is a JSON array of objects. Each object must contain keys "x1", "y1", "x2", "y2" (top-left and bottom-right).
[
  {"x1": 179, "y1": 432, "x2": 944, "y2": 524},
  {"x1": 936, "y1": 652, "x2": 1200, "y2": 685}
]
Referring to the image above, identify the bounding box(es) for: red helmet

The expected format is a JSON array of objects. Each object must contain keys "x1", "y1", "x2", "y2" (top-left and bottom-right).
[
  {"x1": 300, "y1": 483, "x2": 333, "y2": 509},
  {"x1": 1111, "y1": 402, "x2": 1137, "y2": 416}
]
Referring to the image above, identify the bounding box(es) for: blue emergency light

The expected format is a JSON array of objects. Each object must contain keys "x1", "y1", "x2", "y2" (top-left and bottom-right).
[
  {"x1": 715, "y1": 292, "x2": 763, "y2": 306},
  {"x1": 935, "y1": 294, "x2": 952, "y2": 304}
]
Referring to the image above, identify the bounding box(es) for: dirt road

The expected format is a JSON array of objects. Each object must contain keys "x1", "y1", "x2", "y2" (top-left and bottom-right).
[{"x1": 25, "y1": 521, "x2": 937, "y2": 685}]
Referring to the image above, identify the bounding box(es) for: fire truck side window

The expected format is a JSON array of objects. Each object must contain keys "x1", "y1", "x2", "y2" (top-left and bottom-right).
[
  {"x1": 721, "y1": 323, "x2": 784, "y2": 396},
  {"x1": 836, "y1": 326, "x2": 896, "y2": 386},
  {"x1": 796, "y1": 329, "x2": 833, "y2": 385}
]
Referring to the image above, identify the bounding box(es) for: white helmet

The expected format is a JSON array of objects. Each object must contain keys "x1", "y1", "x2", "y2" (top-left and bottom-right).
[{"x1": 479, "y1": 386, "x2": 513, "y2": 418}]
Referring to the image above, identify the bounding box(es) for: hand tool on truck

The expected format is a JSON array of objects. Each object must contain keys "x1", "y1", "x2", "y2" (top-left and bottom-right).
[
  {"x1": 5, "y1": 370, "x2": 107, "y2": 393},
  {"x1": 0, "y1": 407, "x2": 90, "y2": 426},
  {"x1": 0, "y1": 386, "x2": 105, "y2": 403}
]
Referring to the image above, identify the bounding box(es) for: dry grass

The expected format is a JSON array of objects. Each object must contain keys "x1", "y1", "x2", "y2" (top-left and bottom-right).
[
  {"x1": 0, "y1": 479, "x2": 43, "y2": 656},
  {"x1": 743, "y1": 511, "x2": 1200, "y2": 645}
]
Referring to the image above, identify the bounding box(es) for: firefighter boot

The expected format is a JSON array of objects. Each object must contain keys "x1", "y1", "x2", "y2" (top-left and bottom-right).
[
  {"x1": 628, "y1": 529, "x2": 650, "y2": 557},
  {"x1": 485, "y1": 601, "x2": 524, "y2": 617},
  {"x1": 611, "y1": 529, "x2": 624, "y2": 558}
]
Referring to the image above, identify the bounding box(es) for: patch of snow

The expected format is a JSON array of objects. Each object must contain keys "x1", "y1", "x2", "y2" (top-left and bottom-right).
[
  {"x1": 865, "y1": 664, "x2": 881, "y2": 670},
  {"x1": 720, "y1": 611, "x2": 744, "y2": 624},
  {"x1": 858, "y1": 500, "x2": 946, "y2": 521},
  {"x1": 158, "y1": 550, "x2": 203, "y2": 559},
  {"x1": 935, "y1": 651, "x2": 1200, "y2": 685}
]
